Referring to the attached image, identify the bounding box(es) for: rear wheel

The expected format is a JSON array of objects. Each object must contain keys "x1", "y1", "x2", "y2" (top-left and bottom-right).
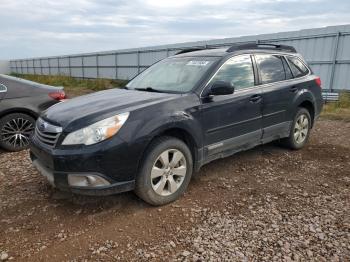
[
  {"x1": 282, "y1": 108, "x2": 311, "y2": 150},
  {"x1": 135, "y1": 136, "x2": 193, "y2": 206},
  {"x1": 0, "y1": 113, "x2": 35, "y2": 151}
]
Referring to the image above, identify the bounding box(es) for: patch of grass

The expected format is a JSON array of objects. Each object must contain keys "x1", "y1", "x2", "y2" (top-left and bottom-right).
[
  {"x1": 321, "y1": 92, "x2": 350, "y2": 122},
  {"x1": 10, "y1": 73, "x2": 128, "y2": 97}
]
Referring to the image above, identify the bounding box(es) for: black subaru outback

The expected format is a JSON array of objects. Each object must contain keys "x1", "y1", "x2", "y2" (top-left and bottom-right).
[{"x1": 30, "y1": 43, "x2": 323, "y2": 206}]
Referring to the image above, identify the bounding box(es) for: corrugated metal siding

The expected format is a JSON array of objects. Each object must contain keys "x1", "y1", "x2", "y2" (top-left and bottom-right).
[
  {"x1": 9, "y1": 24, "x2": 350, "y2": 90},
  {"x1": 0, "y1": 60, "x2": 10, "y2": 74}
]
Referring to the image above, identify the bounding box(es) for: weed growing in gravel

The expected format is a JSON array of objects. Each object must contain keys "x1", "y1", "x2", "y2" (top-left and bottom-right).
[{"x1": 322, "y1": 93, "x2": 350, "y2": 121}]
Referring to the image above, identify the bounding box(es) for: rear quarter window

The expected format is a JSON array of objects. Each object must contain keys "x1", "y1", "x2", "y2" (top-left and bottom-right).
[
  {"x1": 255, "y1": 54, "x2": 287, "y2": 84},
  {"x1": 0, "y1": 83, "x2": 7, "y2": 92},
  {"x1": 286, "y1": 56, "x2": 309, "y2": 78}
]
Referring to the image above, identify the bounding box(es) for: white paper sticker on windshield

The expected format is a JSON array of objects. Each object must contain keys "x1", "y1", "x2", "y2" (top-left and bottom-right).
[{"x1": 186, "y1": 61, "x2": 210, "y2": 66}]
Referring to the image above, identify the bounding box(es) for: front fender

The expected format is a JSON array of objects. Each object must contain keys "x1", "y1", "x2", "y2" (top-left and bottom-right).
[
  {"x1": 116, "y1": 110, "x2": 203, "y2": 174},
  {"x1": 135, "y1": 111, "x2": 203, "y2": 148}
]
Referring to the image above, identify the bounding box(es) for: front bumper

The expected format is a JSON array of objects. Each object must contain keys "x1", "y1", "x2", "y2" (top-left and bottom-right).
[
  {"x1": 30, "y1": 153, "x2": 135, "y2": 196},
  {"x1": 29, "y1": 136, "x2": 137, "y2": 196}
]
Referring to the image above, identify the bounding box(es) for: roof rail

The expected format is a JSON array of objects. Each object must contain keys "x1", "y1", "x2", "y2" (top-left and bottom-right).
[
  {"x1": 175, "y1": 48, "x2": 208, "y2": 55},
  {"x1": 226, "y1": 43, "x2": 297, "y2": 53}
]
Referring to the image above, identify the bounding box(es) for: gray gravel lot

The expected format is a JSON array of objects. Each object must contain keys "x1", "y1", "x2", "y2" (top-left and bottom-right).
[{"x1": 0, "y1": 119, "x2": 349, "y2": 261}]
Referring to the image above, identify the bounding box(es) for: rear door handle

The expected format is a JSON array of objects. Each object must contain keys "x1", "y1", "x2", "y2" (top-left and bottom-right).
[
  {"x1": 290, "y1": 86, "x2": 298, "y2": 93},
  {"x1": 250, "y1": 94, "x2": 262, "y2": 103}
]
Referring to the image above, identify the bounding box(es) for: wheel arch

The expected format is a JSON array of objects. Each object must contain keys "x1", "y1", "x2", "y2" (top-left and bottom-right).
[
  {"x1": 297, "y1": 100, "x2": 315, "y2": 127},
  {"x1": 292, "y1": 89, "x2": 316, "y2": 128},
  {"x1": 156, "y1": 127, "x2": 198, "y2": 161},
  {"x1": 137, "y1": 126, "x2": 201, "y2": 176},
  {"x1": 0, "y1": 108, "x2": 38, "y2": 121}
]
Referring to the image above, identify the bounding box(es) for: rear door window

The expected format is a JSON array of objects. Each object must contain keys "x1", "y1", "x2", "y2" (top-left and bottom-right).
[
  {"x1": 0, "y1": 83, "x2": 7, "y2": 92},
  {"x1": 286, "y1": 56, "x2": 309, "y2": 77},
  {"x1": 255, "y1": 54, "x2": 286, "y2": 84}
]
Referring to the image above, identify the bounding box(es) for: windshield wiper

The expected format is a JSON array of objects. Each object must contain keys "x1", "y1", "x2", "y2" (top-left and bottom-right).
[{"x1": 134, "y1": 87, "x2": 164, "y2": 93}]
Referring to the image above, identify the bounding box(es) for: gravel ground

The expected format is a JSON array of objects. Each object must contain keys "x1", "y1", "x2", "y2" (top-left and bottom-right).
[{"x1": 0, "y1": 119, "x2": 349, "y2": 261}]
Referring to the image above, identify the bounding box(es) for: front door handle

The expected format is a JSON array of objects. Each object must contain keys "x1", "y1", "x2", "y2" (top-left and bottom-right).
[
  {"x1": 290, "y1": 86, "x2": 298, "y2": 93},
  {"x1": 250, "y1": 94, "x2": 262, "y2": 103}
]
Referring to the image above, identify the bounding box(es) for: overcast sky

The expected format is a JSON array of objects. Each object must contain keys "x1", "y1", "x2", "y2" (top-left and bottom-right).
[{"x1": 1, "y1": 0, "x2": 350, "y2": 59}]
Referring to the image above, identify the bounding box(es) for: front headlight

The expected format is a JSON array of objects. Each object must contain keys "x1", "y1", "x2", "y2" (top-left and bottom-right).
[{"x1": 62, "y1": 112, "x2": 129, "y2": 145}]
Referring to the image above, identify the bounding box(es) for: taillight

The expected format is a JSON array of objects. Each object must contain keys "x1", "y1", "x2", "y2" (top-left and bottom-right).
[
  {"x1": 49, "y1": 90, "x2": 66, "y2": 101},
  {"x1": 315, "y1": 77, "x2": 322, "y2": 88}
]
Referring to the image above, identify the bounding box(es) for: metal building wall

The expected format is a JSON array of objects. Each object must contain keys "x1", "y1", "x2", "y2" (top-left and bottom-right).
[
  {"x1": 0, "y1": 60, "x2": 10, "y2": 74},
  {"x1": 9, "y1": 24, "x2": 350, "y2": 91}
]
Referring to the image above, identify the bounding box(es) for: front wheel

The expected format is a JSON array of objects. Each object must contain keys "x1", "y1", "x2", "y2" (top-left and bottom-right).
[
  {"x1": 282, "y1": 108, "x2": 311, "y2": 150},
  {"x1": 135, "y1": 136, "x2": 193, "y2": 206}
]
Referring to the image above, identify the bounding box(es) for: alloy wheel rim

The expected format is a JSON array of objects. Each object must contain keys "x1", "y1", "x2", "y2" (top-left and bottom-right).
[
  {"x1": 1, "y1": 118, "x2": 34, "y2": 148},
  {"x1": 294, "y1": 114, "x2": 309, "y2": 144},
  {"x1": 151, "y1": 149, "x2": 187, "y2": 196}
]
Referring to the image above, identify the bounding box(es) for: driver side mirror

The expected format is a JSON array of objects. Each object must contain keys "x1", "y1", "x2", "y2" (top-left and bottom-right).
[{"x1": 208, "y1": 81, "x2": 235, "y2": 96}]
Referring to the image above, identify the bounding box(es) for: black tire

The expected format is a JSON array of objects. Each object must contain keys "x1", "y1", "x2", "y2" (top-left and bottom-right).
[
  {"x1": 0, "y1": 113, "x2": 35, "y2": 152},
  {"x1": 135, "y1": 136, "x2": 193, "y2": 206},
  {"x1": 282, "y1": 107, "x2": 311, "y2": 150}
]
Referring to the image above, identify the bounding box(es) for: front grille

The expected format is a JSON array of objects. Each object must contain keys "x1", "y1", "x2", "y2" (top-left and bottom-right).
[{"x1": 34, "y1": 118, "x2": 62, "y2": 148}]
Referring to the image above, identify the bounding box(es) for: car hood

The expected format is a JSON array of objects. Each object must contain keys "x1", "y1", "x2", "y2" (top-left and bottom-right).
[{"x1": 42, "y1": 88, "x2": 179, "y2": 130}]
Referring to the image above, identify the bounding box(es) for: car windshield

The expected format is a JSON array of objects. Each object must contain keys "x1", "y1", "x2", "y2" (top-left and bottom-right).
[{"x1": 126, "y1": 56, "x2": 218, "y2": 93}]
